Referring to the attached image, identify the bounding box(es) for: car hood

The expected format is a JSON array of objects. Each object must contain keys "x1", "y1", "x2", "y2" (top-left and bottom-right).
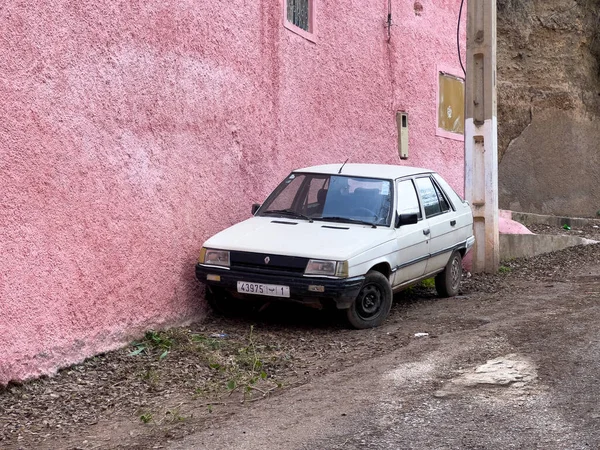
[{"x1": 203, "y1": 216, "x2": 395, "y2": 261}]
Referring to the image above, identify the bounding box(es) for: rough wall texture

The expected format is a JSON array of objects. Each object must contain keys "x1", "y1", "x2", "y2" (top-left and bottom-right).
[
  {"x1": 497, "y1": 0, "x2": 600, "y2": 216},
  {"x1": 0, "y1": 0, "x2": 466, "y2": 384}
]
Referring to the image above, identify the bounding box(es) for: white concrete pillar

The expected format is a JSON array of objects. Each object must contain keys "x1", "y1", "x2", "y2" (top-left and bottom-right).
[{"x1": 465, "y1": 0, "x2": 499, "y2": 273}]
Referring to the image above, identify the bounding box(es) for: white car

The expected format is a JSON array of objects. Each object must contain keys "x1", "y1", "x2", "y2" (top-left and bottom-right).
[{"x1": 196, "y1": 163, "x2": 474, "y2": 329}]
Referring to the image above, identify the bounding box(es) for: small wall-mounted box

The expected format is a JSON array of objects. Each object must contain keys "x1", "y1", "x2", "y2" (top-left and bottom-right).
[{"x1": 396, "y1": 112, "x2": 409, "y2": 159}]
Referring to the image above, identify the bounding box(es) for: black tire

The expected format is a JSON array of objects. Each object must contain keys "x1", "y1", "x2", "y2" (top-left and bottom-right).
[
  {"x1": 435, "y1": 251, "x2": 462, "y2": 297},
  {"x1": 205, "y1": 286, "x2": 242, "y2": 316},
  {"x1": 346, "y1": 271, "x2": 393, "y2": 329}
]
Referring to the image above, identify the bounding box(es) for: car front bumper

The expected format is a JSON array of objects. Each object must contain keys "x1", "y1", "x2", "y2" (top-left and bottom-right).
[{"x1": 195, "y1": 264, "x2": 364, "y2": 309}]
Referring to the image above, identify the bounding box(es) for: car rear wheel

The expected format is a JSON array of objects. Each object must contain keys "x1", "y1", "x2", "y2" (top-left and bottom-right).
[
  {"x1": 435, "y1": 251, "x2": 462, "y2": 297},
  {"x1": 346, "y1": 271, "x2": 392, "y2": 329}
]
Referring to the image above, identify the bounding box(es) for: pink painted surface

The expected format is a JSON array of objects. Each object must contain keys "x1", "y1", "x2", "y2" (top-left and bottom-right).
[
  {"x1": 0, "y1": 0, "x2": 467, "y2": 384},
  {"x1": 499, "y1": 217, "x2": 534, "y2": 235},
  {"x1": 498, "y1": 210, "x2": 534, "y2": 235}
]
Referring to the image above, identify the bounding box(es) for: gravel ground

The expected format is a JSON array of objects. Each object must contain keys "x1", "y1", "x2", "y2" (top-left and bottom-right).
[
  {"x1": 526, "y1": 222, "x2": 600, "y2": 241},
  {"x1": 2, "y1": 222, "x2": 600, "y2": 449}
]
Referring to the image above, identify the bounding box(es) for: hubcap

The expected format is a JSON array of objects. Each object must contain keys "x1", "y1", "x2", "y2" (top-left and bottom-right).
[
  {"x1": 356, "y1": 283, "x2": 383, "y2": 320},
  {"x1": 450, "y1": 256, "x2": 461, "y2": 290}
]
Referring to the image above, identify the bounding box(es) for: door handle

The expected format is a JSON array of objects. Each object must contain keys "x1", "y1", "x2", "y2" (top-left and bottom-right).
[
  {"x1": 423, "y1": 228, "x2": 430, "y2": 236},
  {"x1": 450, "y1": 220, "x2": 456, "y2": 226}
]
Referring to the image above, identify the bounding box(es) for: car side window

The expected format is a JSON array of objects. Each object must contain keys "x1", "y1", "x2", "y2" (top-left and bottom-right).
[
  {"x1": 416, "y1": 176, "x2": 449, "y2": 218},
  {"x1": 432, "y1": 180, "x2": 451, "y2": 213},
  {"x1": 396, "y1": 180, "x2": 421, "y2": 219}
]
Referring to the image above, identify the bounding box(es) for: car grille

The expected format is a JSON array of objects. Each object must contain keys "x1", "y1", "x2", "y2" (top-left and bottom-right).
[{"x1": 229, "y1": 251, "x2": 309, "y2": 276}]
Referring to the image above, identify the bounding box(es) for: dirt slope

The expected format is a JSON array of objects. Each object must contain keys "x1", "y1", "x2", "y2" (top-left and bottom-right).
[{"x1": 498, "y1": 0, "x2": 600, "y2": 217}]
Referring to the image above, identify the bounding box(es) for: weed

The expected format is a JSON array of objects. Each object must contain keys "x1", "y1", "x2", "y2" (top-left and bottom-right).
[
  {"x1": 129, "y1": 330, "x2": 174, "y2": 360},
  {"x1": 420, "y1": 278, "x2": 436, "y2": 289},
  {"x1": 192, "y1": 334, "x2": 222, "y2": 351},
  {"x1": 196, "y1": 325, "x2": 281, "y2": 400},
  {"x1": 208, "y1": 362, "x2": 222, "y2": 371},
  {"x1": 142, "y1": 368, "x2": 159, "y2": 381},
  {"x1": 131, "y1": 326, "x2": 285, "y2": 402},
  {"x1": 140, "y1": 413, "x2": 153, "y2": 424},
  {"x1": 227, "y1": 326, "x2": 278, "y2": 399},
  {"x1": 498, "y1": 265, "x2": 512, "y2": 274},
  {"x1": 129, "y1": 344, "x2": 146, "y2": 357},
  {"x1": 146, "y1": 331, "x2": 173, "y2": 360},
  {"x1": 140, "y1": 368, "x2": 161, "y2": 390},
  {"x1": 165, "y1": 408, "x2": 185, "y2": 422}
]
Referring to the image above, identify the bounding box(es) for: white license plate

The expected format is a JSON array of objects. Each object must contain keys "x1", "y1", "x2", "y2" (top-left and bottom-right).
[{"x1": 236, "y1": 281, "x2": 290, "y2": 298}]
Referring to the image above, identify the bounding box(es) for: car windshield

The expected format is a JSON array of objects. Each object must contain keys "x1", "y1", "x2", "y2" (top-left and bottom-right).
[{"x1": 258, "y1": 173, "x2": 393, "y2": 227}]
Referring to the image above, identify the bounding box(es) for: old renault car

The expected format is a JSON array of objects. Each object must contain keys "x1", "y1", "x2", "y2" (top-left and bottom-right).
[{"x1": 196, "y1": 163, "x2": 474, "y2": 329}]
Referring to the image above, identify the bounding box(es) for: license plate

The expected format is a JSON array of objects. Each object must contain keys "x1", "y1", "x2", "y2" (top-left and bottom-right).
[{"x1": 236, "y1": 281, "x2": 290, "y2": 298}]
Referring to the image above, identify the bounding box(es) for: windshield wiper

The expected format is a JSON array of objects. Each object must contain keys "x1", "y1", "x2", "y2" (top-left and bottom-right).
[
  {"x1": 318, "y1": 216, "x2": 377, "y2": 228},
  {"x1": 262, "y1": 209, "x2": 313, "y2": 223}
]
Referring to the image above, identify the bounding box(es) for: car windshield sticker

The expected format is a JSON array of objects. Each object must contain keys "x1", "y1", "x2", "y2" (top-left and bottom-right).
[{"x1": 380, "y1": 183, "x2": 389, "y2": 196}]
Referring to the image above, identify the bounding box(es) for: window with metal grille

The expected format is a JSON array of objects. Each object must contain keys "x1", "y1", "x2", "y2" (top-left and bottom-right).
[{"x1": 286, "y1": 0, "x2": 310, "y2": 32}]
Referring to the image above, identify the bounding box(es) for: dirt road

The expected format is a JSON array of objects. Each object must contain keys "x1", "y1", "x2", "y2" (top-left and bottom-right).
[
  {"x1": 2, "y1": 239, "x2": 600, "y2": 449},
  {"x1": 171, "y1": 247, "x2": 600, "y2": 449}
]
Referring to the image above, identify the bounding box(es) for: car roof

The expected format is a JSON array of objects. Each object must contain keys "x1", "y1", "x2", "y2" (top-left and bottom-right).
[{"x1": 294, "y1": 163, "x2": 435, "y2": 180}]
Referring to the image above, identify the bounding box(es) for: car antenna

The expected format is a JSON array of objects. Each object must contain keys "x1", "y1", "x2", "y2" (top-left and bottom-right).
[{"x1": 338, "y1": 158, "x2": 349, "y2": 174}]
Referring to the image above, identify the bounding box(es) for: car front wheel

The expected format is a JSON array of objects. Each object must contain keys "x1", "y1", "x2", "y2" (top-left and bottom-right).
[
  {"x1": 435, "y1": 251, "x2": 462, "y2": 297},
  {"x1": 346, "y1": 271, "x2": 393, "y2": 329},
  {"x1": 205, "y1": 286, "x2": 243, "y2": 316}
]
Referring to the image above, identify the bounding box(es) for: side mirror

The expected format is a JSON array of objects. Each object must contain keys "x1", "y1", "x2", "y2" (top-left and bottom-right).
[
  {"x1": 251, "y1": 203, "x2": 261, "y2": 215},
  {"x1": 395, "y1": 213, "x2": 418, "y2": 228}
]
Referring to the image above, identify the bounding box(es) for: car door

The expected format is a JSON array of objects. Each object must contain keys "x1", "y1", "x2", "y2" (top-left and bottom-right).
[
  {"x1": 391, "y1": 179, "x2": 429, "y2": 288},
  {"x1": 415, "y1": 176, "x2": 458, "y2": 275}
]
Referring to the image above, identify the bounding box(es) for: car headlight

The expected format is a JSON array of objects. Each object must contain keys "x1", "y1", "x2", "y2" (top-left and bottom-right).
[
  {"x1": 305, "y1": 259, "x2": 348, "y2": 278},
  {"x1": 198, "y1": 248, "x2": 230, "y2": 267}
]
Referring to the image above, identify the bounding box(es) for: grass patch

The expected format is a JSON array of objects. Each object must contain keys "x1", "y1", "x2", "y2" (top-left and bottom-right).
[
  {"x1": 128, "y1": 326, "x2": 287, "y2": 402},
  {"x1": 194, "y1": 325, "x2": 282, "y2": 399},
  {"x1": 129, "y1": 330, "x2": 174, "y2": 360},
  {"x1": 498, "y1": 265, "x2": 512, "y2": 274},
  {"x1": 420, "y1": 278, "x2": 436, "y2": 289}
]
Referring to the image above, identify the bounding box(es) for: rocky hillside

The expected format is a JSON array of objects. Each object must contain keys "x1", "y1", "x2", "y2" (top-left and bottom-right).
[{"x1": 497, "y1": 0, "x2": 600, "y2": 217}]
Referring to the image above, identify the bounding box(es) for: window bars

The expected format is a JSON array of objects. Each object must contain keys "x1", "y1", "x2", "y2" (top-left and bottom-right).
[{"x1": 287, "y1": 0, "x2": 310, "y2": 31}]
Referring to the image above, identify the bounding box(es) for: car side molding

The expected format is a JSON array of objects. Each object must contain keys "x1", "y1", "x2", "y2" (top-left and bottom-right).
[{"x1": 391, "y1": 237, "x2": 475, "y2": 273}]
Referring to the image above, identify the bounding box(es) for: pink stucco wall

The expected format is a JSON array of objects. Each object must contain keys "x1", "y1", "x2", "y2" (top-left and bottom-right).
[{"x1": 0, "y1": 0, "x2": 466, "y2": 384}]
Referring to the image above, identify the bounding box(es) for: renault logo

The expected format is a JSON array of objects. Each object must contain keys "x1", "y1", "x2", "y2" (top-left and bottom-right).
[{"x1": 264, "y1": 256, "x2": 270, "y2": 264}]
